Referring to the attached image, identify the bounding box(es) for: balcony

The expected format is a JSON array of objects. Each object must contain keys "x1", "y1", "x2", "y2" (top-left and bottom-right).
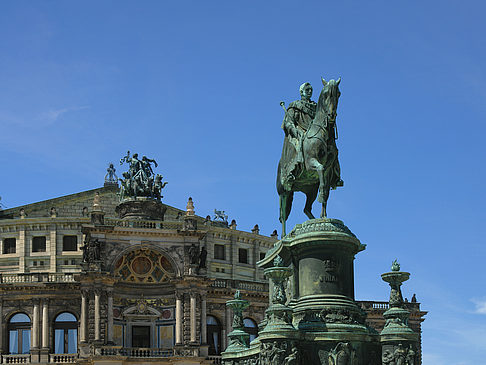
[
  {"x1": 0, "y1": 273, "x2": 76, "y2": 284},
  {"x1": 98, "y1": 347, "x2": 174, "y2": 358}
]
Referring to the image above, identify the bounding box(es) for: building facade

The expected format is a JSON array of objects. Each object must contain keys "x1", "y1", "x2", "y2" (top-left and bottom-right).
[{"x1": 0, "y1": 182, "x2": 426, "y2": 364}]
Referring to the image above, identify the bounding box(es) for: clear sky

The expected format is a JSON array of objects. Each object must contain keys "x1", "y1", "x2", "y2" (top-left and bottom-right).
[{"x1": 1, "y1": 1, "x2": 485, "y2": 363}]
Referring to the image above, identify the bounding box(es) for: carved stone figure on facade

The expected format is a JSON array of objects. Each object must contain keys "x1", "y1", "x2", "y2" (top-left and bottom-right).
[
  {"x1": 105, "y1": 163, "x2": 118, "y2": 184},
  {"x1": 188, "y1": 244, "x2": 199, "y2": 265},
  {"x1": 277, "y1": 78, "x2": 344, "y2": 236},
  {"x1": 81, "y1": 236, "x2": 102, "y2": 263},
  {"x1": 198, "y1": 246, "x2": 207, "y2": 269}
]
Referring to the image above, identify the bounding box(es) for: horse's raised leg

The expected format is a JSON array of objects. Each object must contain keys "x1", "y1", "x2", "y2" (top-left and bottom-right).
[
  {"x1": 279, "y1": 192, "x2": 293, "y2": 237},
  {"x1": 303, "y1": 186, "x2": 318, "y2": 220}
]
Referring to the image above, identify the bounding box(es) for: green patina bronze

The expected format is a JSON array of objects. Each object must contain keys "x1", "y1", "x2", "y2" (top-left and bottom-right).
[
  {"x1": 277, "y1": 79, "x2": 343, "y2": 236},
  {"x1": 222, "y1": 77, "x2": 422, "y2": 365}
]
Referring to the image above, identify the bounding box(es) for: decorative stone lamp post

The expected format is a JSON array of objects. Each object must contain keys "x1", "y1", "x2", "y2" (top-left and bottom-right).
[
  {"x1": 380, "y1": 260, "x2": 418, "y2": 364},
  {"x1": 259, "y1": 255, "x2": 296, "y2": 338},
  {"x1": 224, "y1": 291, "x2": 250, "y2": 353}
]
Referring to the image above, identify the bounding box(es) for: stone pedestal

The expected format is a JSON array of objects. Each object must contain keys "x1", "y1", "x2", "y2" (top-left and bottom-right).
[
  {"x1": 223, "y1": 218, "x2": 381, "y2": 365},
  {"x1": 115, "y1": 198, "x2": 167, "y2": 220}
]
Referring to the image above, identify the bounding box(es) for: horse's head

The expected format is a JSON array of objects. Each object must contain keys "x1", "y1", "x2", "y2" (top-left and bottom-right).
[{"x1": 316, "y1": 77, "x2": 341, "y2": 123}]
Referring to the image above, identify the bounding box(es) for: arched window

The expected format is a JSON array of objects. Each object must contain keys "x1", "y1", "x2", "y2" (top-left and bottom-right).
[
  {"x1": 206, "y1": 315, "x2": 222, "y2": 355},
  {"x1": 8, "y1": 313, "x2": 31, "y2": 354},
  {"x1": 54, "y1": 312, "x2": 77, "y2": 354},
  {"x1": 243, "y1": 318, "x2": 258, "y2": 343}
]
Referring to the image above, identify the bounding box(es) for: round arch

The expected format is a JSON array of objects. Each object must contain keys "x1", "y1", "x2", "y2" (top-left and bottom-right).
[{"x1": 111, "y1": 245, "x2": 179, "y2": 283}]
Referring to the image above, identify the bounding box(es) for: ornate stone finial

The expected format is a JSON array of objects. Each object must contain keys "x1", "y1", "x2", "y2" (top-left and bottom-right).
[
  {"x1": 270, "y1": 230, "x2": 278, "y2": 239},
  {"x1": 230, "y1": 219, "x2": 237, "y2": 230},
  {"x1": 186, "y1": 197, "x2": 195, "y2": 216},
  {"x1": 391, "y1": 259, "x2": 400, "y2": 272},
  {"x1": 92, "y1": 192, "x2": 102, "y2": 212},
  {"x1": 252, "y1": 224, "x2": 260, "y2": 234},
  {"x1": 19, "y1": 208, "x2": 26, "y2": 219},
  {"x1": 104, "y1": 163, "x2": 118, "y2": 186}
]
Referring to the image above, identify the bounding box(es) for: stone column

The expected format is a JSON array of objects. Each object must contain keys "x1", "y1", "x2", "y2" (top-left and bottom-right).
[
  {"x1": 201, "y1": 295, "x2": 207, "y2": 344},
  {"x1": 49, "y1": 224, "x2": 57, "y2": 272},
  {"x1": 19, "y1": 227, "x2": 26, "y2": 273},
  {"x1": 0, "y1": 300, "x2": 3, "y2": 353},
  {"x1": 190, "y1": 293, "x2": 197, "y2": 343},
  {"x1": 225, "y1": 305, "x2": 232, "y2": 349},
  {"x1": 107, "y1": 290, "x2": 114, "y2": 344},
  {"x1": 94, "y1": 289, "x2": 101, "y2": 341},
  {"x1": 32, "y1": 300, "x2": 40, "y2": 348},
  {"x1": 41, "y1": 299, "x2": 49, "y2": 349},
  {"x1": 80, "y1": 290, "x2": 88, "y2": 343},
  {"x1": 175, "y1": 293, "x2": 183, "y2": 344}
]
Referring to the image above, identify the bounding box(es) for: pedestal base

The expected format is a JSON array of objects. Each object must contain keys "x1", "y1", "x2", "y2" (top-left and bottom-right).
[{"x1": 116, "y1": 198, "x2": 167, "y2": 220}]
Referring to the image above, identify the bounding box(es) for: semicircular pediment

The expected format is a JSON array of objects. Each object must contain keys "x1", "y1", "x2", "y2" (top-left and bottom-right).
[{"x1": 114, "y1": 247, "x2": 176, "y2": 284}]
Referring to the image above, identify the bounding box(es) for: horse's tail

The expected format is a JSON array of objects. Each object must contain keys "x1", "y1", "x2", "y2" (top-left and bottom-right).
[{"x1": 276, "y1": 160, "x2": 285, "y2": 196}]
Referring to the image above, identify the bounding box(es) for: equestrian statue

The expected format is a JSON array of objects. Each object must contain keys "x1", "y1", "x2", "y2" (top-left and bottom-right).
[{"x1": 277, "y1": 78, "x2": 343, "y2": 236}]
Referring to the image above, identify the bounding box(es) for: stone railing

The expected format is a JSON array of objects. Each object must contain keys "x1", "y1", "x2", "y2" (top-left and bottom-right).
[
  {"x1": 105, "y1": 218, "x2": 184, "y2": 230},
  {"x1": 357, "y1": 300, "x2": 421, "y2": 311},
  {"x1": 49, "y1": 354, "x2": 77, "y2": 363},
  {"x1": 208, "y1": 355, "x2": 222, "y2": 364},
  {"x1": 1, "y1": 354, "x2": 30, "y2": 364},
  {"x1": 0, "y1": 273, "x2": 76, "y2": 284},
  {"x1": 99, "y1": 347, "x2": 173, "y2": 358},
  {"x1": 209, "y1": 279, "x2": 267, "y2": 292}
]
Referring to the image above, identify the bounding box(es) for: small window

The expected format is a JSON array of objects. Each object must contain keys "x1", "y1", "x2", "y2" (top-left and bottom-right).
[
  {"x1": 62, "y1": 236, "x2": 77, "y2": 251},
  {"x1": 71, "y1": 259, "x2": 76, "y2": 265},
  {"x1": 64, "y1": 260, "x2": 69, "y2": 265},
  {"x1": 221, "y1": 268, "x2": 225, "y2": 273},
  {"x1": 39, "y1": 261, "x2": 44, "y2": 266},
  {"x1": 32, "y1": 237, "x2": 46, "y2": 252},
  {"x1": 214, "y1": 244, "x2": 225, "y2": 260},
  {"x1": 33, "y1": 261, "x2": 37, "y2": 266},
  {"x1": 3, "y1": 238, "x2": 16, "y2": 254},
  {"x1": 238, "y1": 248, "x2": 248, "y2": 264},
  {"x1": 259, "y1": 252, "x2": 266, "y2": 261}
]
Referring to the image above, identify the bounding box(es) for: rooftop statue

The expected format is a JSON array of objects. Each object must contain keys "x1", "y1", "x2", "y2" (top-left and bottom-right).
[
  {"x1": 118, "y1": 151, "x2": 167, "y2": 200},
  {"x1": 277, "y1": 79, "x2": 343, "y2": 236}
]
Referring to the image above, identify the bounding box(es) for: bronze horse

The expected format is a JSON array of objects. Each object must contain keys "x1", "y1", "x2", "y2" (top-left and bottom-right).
[{"x1": 277, "y1": 78, "x2": 342, "y2": 236}]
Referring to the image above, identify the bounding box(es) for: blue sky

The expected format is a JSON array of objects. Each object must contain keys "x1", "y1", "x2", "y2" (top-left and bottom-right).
[{"x1": 1, "y1": 1, "x2": 485, "y2": 363}]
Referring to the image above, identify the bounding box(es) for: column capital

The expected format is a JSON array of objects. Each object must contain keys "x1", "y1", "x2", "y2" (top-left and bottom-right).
[
  {"x1": 33, "y1": 298, "x2": 41, "y2": 305},
  {"x1": 176, "y1": 292, "x2": 184, "y2": 301}
]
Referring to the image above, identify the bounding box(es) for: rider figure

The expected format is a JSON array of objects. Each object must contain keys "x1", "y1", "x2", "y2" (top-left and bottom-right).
[
  {"x1": 281, "y1": 82, "x2": 343, "y2": 190},
  {"x1": 281, "y1": 82, "x2": 317, "y2": 187}
]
